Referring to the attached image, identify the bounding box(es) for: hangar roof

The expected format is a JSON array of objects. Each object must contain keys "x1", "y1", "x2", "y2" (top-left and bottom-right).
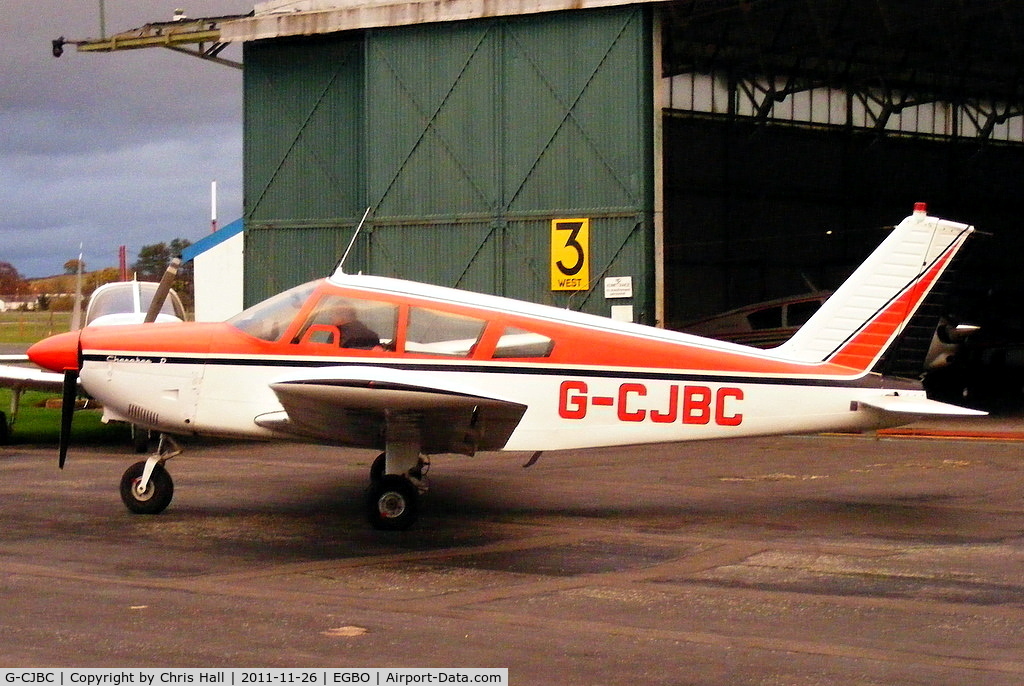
[
  {"x1": 63, "y1": 0, "x2": 1024, "y2": 128},
  {"x1": 660, "y1": 0, "x2": 1024, "y2": 103},
  {"x1": 221, "y1": 0, "x2": 662, "y2": 41},
  {"x1": 223, "y1": 0, "x2": 1024, "y2": 104}
]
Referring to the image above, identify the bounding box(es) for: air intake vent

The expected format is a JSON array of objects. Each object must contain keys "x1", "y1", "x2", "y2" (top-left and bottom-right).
[{"x1": 127, "y1": 403, "x2": 159, "y2": 428}]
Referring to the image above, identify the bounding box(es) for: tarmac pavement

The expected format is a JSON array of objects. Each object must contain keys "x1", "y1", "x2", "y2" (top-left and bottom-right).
[{"x1": 1, "y1": 425, "x2": 1023, "y2": 684}]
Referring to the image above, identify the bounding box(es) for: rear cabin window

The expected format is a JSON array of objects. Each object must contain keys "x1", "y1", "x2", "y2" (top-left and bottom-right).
[
  {"x1": 492, "y1": 326, "x2": 554, "y2": 358},
  {"x1": 406, "y1": 307, "x2": 486, "y2": 357},
  {"x1": 294, "y1": 295, "x2": 398, "y2": 350}
]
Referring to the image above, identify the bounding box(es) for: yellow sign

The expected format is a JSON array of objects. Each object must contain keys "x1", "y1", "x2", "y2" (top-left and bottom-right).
[{"x1": 550, "y1": 218, "x2": 590, "y2": 291}]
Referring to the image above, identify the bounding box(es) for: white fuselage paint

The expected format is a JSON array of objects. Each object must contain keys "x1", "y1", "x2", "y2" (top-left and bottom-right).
[{"x1": 82, "y1": 350, "x2": 910, "y2": 452}]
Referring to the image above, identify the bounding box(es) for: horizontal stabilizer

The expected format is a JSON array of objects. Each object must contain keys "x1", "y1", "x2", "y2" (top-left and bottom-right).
[{"x1": 858, "y1": 395, "x2": 987, "y2": 417}]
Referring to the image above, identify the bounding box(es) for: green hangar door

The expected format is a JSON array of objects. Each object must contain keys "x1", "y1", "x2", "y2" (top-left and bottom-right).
[{"x1": 242, "y1": 7, "x2": 655, "y2": 322}]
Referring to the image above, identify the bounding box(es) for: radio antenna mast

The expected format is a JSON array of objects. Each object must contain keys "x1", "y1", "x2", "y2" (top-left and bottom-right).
[{"x1": 335, "y1": 207, "x2": 373, "y2": 274}]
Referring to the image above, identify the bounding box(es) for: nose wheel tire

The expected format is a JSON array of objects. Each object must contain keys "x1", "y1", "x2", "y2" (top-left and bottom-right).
[
  {"x1": 366, "y1": 475, "x2": 418, "y2": 530},
  {"x1": 119, "y1": 460, "x2": 174, "y2": 514}
]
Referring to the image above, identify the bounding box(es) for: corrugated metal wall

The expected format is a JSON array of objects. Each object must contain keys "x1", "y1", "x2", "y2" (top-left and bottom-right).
[{"x1": 243, "y1": 7, "x2": 653, "y2": 320}]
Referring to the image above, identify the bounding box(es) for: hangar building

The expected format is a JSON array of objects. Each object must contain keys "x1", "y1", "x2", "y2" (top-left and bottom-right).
[{"x1": 77, "y1": 1, "x2": 1024, "y2": 335}]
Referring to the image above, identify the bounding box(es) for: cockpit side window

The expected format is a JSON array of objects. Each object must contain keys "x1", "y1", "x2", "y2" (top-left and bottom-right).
[
  {"x1": 294, "y1": 295, "x2": 398, "y2": 350},
  {"x1": 227, "y1": 280, "x2": 319, "y2": 342},
  {"x1": 785, "y1": 299, "x2": 823, "y2": 327},
  {"x1": 746, "y1": 305, "x2": 783, "y2": 331},
  {"x1": 406, "y1": 307, "x2": 486, "y2": 357}
]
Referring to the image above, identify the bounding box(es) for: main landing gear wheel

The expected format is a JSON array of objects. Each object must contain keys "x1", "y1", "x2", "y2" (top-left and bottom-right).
[
  {"x1": 366, "y1": 475, "x2": 418, "y2": 531},
  {"x1": 119, "y1": 460, "x2": 174, "y2": 514},
  {"x1": 369, "y1": 452, "x2": 386, "y2": 482},
  {"x1": 370, "y1": 452, "x2": 430, "y2": 482}
]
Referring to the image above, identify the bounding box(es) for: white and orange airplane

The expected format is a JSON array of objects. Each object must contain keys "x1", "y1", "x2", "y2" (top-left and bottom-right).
[{"x1": 27, "y1": 204, "x2": 985, "y2": 529}]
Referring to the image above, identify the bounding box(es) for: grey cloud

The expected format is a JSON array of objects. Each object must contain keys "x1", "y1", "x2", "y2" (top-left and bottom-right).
[{"x1": 2, "y1": 0, "x2": 251, "y2": 277}]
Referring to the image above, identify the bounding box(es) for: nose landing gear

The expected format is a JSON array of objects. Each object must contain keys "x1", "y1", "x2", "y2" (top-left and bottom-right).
[
  {"x1": 120, "y1": 460, "x2": 174, "y2": 514},
  {"x1": 118, "y1": 435, "x2": 181, "y2": 515}
]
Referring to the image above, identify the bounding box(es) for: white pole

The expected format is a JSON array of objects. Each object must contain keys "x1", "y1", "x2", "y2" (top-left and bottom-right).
[
  {"x1": 210, "y1": 180, "x2": 218, "y2": 233},
  {"x1": 70, "y1": 244, "x2": 84, "y2": 331}
]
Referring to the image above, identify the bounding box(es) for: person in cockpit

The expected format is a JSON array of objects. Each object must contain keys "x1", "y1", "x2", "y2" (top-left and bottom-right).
[{"x1": 332, "y1": 304, "x2": 381, "y2": 349}]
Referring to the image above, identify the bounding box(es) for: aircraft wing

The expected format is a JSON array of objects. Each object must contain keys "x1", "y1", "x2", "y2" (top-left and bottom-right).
[
  {"x1": 258, "y1": 366, "x2": 528, "y2": 455},
  {"x1": 0, "y1": 363, "x2": 67, "y2": 393}
]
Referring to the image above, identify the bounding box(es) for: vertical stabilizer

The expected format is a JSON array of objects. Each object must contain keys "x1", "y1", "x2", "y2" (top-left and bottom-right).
[{"x1": 772, "y1": 204, "x2": 974, "y2": 371}]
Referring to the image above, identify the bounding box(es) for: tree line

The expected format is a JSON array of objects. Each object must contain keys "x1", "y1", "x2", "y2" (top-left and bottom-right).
[{"x1": 1, "y1": 238, "x2": 194, "y2": 311}]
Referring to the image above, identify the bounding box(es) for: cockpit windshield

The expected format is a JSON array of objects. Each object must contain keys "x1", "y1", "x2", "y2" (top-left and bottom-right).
[
  {"x1": 85, "y1": 281, "x2": 187, "y2": 325},
  {"x1": 227, "y1": 280, "x2": 319, "y2": 341}
]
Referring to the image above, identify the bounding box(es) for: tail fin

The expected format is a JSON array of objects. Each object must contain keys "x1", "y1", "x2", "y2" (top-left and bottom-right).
[{"x1": 772, "y1": 203, "x2": 974, "y2": 372}]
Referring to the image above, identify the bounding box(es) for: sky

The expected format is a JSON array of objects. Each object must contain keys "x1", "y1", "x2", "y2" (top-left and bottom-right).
[{"x1": 1, "y1": 1, "x2": 255, "y2": 278}]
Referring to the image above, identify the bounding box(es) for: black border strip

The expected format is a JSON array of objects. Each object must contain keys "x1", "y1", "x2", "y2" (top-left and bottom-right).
[{"x1": 81, "y1": 353, "x2": 894, "y2": 389}]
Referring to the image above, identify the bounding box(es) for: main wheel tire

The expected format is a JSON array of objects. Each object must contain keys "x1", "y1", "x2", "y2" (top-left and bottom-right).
[
  {"x1": 119, "y1": 461, "x2": 174, "y2": 514},
  {"x1": 369, "y1": 452, "x2": 386, "y2": 483},
  {"x1": 366, "y1": 475, "x2": 418, "y2": 531}
]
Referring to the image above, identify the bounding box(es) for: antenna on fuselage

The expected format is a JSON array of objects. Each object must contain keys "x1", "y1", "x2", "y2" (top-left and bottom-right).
[{"x1": 335, "y1": 207, "x2": 373, "y2": 275}]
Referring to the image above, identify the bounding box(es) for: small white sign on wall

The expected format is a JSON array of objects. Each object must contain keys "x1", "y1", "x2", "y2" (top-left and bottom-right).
[
  {"x1": 603, "y1": 276, "x2": 633, "y2": 299},
  {"x1": 610, "y1": 305, "x2": 634, "y2": 322}
]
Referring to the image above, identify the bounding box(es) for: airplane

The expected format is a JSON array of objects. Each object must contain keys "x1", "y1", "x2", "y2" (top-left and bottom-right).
[
  {"x1": 81, "y1": 277, "x2": 186, "y2": 327},
  {"x1": 26, "y1": 203, "x2": 985, "y2": 530},
  {"x1": 0, "y1": 277, "x2": 185, "y2": 439}
]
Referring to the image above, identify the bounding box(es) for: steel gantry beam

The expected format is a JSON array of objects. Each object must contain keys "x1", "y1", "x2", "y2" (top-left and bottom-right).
[
  {"x1": 661, "y1": 0, "x2": 1024, "y2": 144},
  {"x1": 52, "y1": 13, "x2": 251, "y2": 69}
]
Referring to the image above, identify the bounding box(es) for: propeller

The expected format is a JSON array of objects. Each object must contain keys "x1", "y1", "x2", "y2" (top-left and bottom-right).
[
  {"x1": 58, "y1": 368, "x2": 77, "y2": 469},
  {"x1": 144, "y1": 257, "x2": 181, "y2": 324},
  {"x1": 27, "y1": 329, "x2": 83, "y2": 469}
]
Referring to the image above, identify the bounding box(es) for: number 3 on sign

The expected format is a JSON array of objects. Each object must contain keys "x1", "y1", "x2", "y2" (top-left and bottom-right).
[{"x1": 550, "y1": 218, "x2": 590, "y2": 291}]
